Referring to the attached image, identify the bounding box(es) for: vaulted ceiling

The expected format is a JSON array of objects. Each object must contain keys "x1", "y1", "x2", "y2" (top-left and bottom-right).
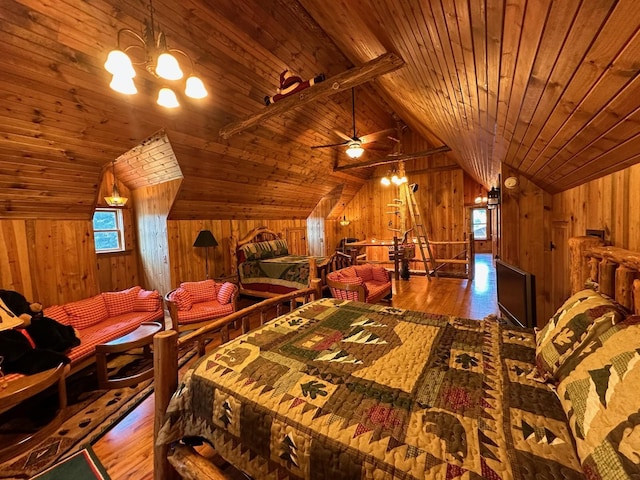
[{"x1": 1, "y1": 0, "x2": 639, "y2": 219}]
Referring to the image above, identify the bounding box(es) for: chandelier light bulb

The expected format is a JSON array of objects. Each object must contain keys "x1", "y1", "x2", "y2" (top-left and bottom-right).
[
  {"x1": 157, "y1": 87, "x2": 180, "y2": 108},
  {"x1": 381, "y1": 177, "x2": 391, "y2": 186},
  {"x1": 185, "y1": 75, "x2": 208, "y2": 99},
  {"x1": 109, "y1": 74, "x2": 138, "y2": 95},
  {"x1": 155, "y1": 52, "x2": 183, "y2": 80},
  {"x1": 104, "y1": 50, "x2": 136, "y2": 78}
]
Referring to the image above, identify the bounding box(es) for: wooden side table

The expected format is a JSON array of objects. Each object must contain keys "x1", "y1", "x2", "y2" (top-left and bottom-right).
[{"x1": 95, "y1": 321, "x2": 163, "y2": 389}]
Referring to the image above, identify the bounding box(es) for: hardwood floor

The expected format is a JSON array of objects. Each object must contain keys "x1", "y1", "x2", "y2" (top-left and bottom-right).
[{"x1": 91, "y1": 254, "x2": 497, "y2": 479}]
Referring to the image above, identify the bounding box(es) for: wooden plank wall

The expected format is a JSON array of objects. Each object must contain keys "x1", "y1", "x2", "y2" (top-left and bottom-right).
[
  {"x1": 0, "y1": 219, "x2": 100, "y2": 306},
  {"x1": 500, "y1": 165, "x2": 553, "y2": 327},
  {"x1": 132, "y1": 179, "x2": 182, "y2": 297},
  {"x1": 167, "y1": 219, "x2": 307, "y2": 289}
]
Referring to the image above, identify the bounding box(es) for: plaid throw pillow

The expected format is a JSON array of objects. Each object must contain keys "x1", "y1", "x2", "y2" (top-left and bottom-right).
[
  {"x1": 102, "y1": 286, "x2": 140, "y2": 317},
  {"x1": 63, "y1": 295, "x2": 110, "y2": 329},
  {"x1": 170, "y1": 288, "x2": 193, "y2": 311},
  {"x1": 217, "y1": 282, "x2": 236, "y2": 305},
  {"x1": 43, "y1": 305, "x2": 70, "y2": 325},
  {"x1": 181, "y1": 280, "x2": 217, "y2": 303},
  {"x1": 134, "y1": 289, "x2": 161, "y2": 312}
]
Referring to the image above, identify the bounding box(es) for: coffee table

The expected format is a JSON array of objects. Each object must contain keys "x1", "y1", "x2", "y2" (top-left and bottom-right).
[{"x1": 95, "y1": 321, "x2": 163, "y2": 389}]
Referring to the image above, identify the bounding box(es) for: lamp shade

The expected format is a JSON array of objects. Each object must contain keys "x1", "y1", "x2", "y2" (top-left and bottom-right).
[{"x1": 193, "y1": 230, "x2": 218, "y2": 248}]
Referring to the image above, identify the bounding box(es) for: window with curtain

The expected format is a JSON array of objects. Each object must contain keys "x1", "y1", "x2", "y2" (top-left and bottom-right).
[{"x1": 93, "y1": 208, "x2": 125, "y2": 253}]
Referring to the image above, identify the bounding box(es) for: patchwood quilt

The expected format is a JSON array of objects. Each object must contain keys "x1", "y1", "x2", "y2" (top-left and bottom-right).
[
  {"x1": 158, "y1": 299, "x2": 585, "y2": 479},
  {"x1": 239, "y1": 255, "x2": 326, "y2": 292}
]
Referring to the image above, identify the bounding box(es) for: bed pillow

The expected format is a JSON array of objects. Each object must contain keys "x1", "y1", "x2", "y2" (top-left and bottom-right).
[
  {"x1": 556, "y1": 316, "x2": 640, "y2": 478},
  {"x1": 534, "y1": 289, "x2": 625, "y2": 382},
  {"x1": 239, "y1": 239, "x2": 289, "y2": 262}
]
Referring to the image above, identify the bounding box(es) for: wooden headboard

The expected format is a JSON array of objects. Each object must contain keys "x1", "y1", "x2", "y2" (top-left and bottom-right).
[{"x1": 569, "y1": 236, "x2": 640, "y2": 315}]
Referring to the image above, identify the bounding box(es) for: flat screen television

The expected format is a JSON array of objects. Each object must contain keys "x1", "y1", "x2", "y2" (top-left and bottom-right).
[{"x1": 496, "y1": 259, "x2": 536, "y2": 328}]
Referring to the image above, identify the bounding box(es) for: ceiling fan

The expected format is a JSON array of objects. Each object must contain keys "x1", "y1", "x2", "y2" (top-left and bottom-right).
[{"x1": 311, "y1": 88, "x2": 394, "y2": 159}]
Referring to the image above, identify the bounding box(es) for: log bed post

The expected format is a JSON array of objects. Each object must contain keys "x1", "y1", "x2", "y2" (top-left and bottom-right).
[
  {"x1": 634, "y1": 279, "x2": 640, "y2": 315},
  {"x1": 599, "y1": 259, "x2": 617, "y2": 298},
  {"x1": 154, "y1": 330, "x2": 179, "y2": 480},
  {"x1": 616, "y1": 266, "x2": 637, "y2": 312},
  {"x1": 568, "y1": 236, "x2": 603, "y2": 294}
]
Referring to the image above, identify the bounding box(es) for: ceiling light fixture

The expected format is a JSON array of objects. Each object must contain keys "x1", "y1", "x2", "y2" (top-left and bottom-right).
[
  {"x1": 381, "y1": 167, "x2": 407, "y2": 186},
  {"x1": 104, "y1": 0, "x2": 208, "y2": 107},
  {"x1": 346, "y1": 141, "x2": 364, "y2": 159},
  {"x1": 104, "y1": 160, "x2": 128, "y2": 207}
]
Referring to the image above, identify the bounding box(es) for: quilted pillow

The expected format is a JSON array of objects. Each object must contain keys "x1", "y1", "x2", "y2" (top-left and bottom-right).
[
  {"x1": 135, "y1": 289, "x2": 161, "y2": 311},
  {"x1": 217, "y1": 282, "x2": 236, "y2": 305},
  {"x1": 63, "y1": 295, "x2": 110, "y2": 330},
  {"x1": 102, "y1": 286, "x2": 140, "y2": 317},
  {"x1": 170, "y1": 288, "x2": 193, "y2": 311},
  {"x1": 181, "y1": 280, "x2": 216, "y2": 303},
  {"x1": 240, "y1": 239, "x2": 289, "y2": 262},
  {"x1": 43, "y1": 305, "x2": 70, "y2": 326},
  {"x1": 556, "y1": 316, "x2": 640, "y2": 478},
  {"x1": 534, "y1": 289, "x2": 625, "y2": 382}
]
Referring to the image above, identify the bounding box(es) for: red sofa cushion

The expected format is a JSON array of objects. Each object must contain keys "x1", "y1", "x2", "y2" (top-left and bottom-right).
[
  {"x1": 63, "y1": 295, "x2": 109, "y2": 330},
  {"x1": 354, "y1": 265, "x2": 374, "y2": 281},
  {"x1": 135, "y1": 289, "x2": 162, "y2": 312},
  {"x1": 43, "y1": 305, "x2": 70, "y2": 326},
  {"x1": 371, "y1": 267, "x2": 390, "y2": 283},
  {"x1": 102, "y1": 286, "x2": 140, "y2": 317},
  {"x1": 181, "y1": 280, "x2": 217, "y2": 303},
  {"x1": 176, "y1": 300, "x2": 235, "y2": 324}
]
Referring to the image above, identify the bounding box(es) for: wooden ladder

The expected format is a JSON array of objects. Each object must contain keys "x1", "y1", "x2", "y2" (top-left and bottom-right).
[{"x1": 401, "y1": 182, "x2": 438, "y2": 279}]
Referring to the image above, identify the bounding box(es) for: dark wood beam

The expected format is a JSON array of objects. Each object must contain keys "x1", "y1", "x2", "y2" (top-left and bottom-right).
[
  {"x1": 333, "y1": 146, "x2": 451, "y2": 171},
  {"x1": 219, "y1": 53, "x2": 405, "y2": 139}
]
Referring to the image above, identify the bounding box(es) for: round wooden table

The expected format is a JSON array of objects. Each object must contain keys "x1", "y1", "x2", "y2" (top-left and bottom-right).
[{"x1": 95, "y1": 321, "x2": 163, "y2": 389}]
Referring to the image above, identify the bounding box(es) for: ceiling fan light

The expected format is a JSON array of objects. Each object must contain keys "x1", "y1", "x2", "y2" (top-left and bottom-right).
[
  {"x1": 346, "y1": 143, "x2": 364, "y2": 159},
  {"x1": 104, "y1": 49, "x2": 136, "y2": 78},
  {"x1": 156, "y1": 52, "x2": 183, "y2": 80},
  {"x1": 157, "y1": 87, "x2": 180, "y2": 108},
  {"x1": 185, "y1": 75, "x2": 208, "y2": 98},
  {"x1": 109, "y1": 74, "x2": 138, "y2": 95}
]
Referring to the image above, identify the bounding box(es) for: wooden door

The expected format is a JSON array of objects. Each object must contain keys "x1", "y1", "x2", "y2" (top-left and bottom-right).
[
  {"x1": 286, "y1": 227, "x2": 308, "y2": 255},
  {"x1": 551, "y1": 220, "x2": 570, "y2": 315}
]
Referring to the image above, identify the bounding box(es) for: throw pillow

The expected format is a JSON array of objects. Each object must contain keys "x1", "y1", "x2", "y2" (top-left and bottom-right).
[
  {"x1": 556, "y1": 316, "x2": 640, "y2": 478},
  {"x1": 102, "y1": 287, "x2": 139, "y2": 317},
  {"x1": 354, "y1": 265, "x2": 374, "y2": 281},
  {"x1": 181, "y1": 280, "x2": 217, "y2": 303},
  {"x1": 171, "y1": 288, "x2": 193, "y2": 311},
  {"x1": 371, "y1": 266, "x2": 390, "y2": 283},
  {"x1": 217, "y1": 282, "x2": 236, "y2": 305},
  {"x1": 134, "y1": 289, "x2": 161, "y2": 312},
  {"x1": 43, "y1": 305, "x2": 70, "y2": 326},
  {"x1": 63, "y1": 295, "x2": 110, "y2": 330},
  {"x1": 534, "y1": 289, "x2": 626, "y2": 382}
]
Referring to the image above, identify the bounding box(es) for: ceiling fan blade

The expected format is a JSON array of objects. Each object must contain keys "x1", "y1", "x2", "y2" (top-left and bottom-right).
[
  {"x1": 311, "y1": 140, "x2": 350, "y2": 149},
  {"x1": 333, "y1": 129, "x2": 353, "y2": 142},
  {"x1": 359, "y1": 128, "x2": 396, "y2": 144}
]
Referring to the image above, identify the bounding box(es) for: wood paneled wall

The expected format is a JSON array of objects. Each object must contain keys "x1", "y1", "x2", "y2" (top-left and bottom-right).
[
  {"x1": 167, "y1": 219, "x2": 307, "y2": 290},
  {"x1": 0, "y1": 219, "x2": 100, "y2": 305},
  {"x1": 132, "y1": 179, "x2": 181, "y2": 297}
]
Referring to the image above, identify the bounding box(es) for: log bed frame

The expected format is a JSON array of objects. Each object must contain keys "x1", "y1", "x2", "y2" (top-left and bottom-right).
[
  {"x1": 229, "y1": 225, "x2": 349, "y2": 298},
  {"x1": 153, "y1": 236, "x2": 640, "y2": 479}
]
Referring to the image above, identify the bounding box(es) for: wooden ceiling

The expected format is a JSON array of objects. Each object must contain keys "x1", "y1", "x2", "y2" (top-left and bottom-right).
[{"x1": 1, "y1": 0, "x2": 639, "y2": 219}]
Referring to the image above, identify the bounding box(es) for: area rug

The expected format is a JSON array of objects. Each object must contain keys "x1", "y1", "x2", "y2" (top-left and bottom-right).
[
  {"x1": 0, "y1": 346, "x2": 197, "y2": 479},
  {"x1": 30, "y1": 446, "x2": 110, "y2": 480}
]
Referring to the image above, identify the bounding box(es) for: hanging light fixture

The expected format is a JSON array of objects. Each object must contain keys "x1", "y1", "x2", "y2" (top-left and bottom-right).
[
  {"x1": 104, "y1": 160, "x2": 128, "y2": 207},
  {"x1": 487, "y1": 186, "x2": 501, "y2": 210},
  {"x1": 346, "y1": 141, "x2": 364, "y2": 159},
  {"x1": 104, "y1": 0, "x2": 208, "y2": 107},
  {"x1": 381, "y1": 166, "x2": 407, "y2": 186},
  {"x1": 339, "y1": 203, "x2": 351, "y2": 226}
]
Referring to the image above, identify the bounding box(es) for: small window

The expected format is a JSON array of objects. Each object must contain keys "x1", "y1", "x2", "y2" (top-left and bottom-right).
[
  {"x1": 471, "y1": 208, "x2": 488, "y2": 241},
  {"x1": 93, "y1": 208, "x2": 124, "y2": 253}
]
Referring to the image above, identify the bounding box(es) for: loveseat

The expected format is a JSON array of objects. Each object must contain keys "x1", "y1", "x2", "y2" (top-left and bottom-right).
[
  {"x1": 42, "y1": 285, "x2": 164, "y2": 372},
  {"x1": 165, "y1": 279, "x2": 238, "y2": 333},
  {"x1": 326, "y1": 264, "x2": 392, "y2": 303}
]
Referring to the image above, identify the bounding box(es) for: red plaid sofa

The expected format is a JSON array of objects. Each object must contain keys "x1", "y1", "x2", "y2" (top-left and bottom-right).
[
  {"x1": 165, "y1": 279, "x2": 239, "y2": 333},
  {"x1": 326, "y1": 264, "x2": 392, "y2": 303},
  {"x1": 42, "y1": 285, "x2": 164, "y2": 372}
]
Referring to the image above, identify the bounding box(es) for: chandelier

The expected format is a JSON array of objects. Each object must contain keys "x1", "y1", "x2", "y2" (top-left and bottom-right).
[
  {"x1": 104, "y1": 0, "x2": 207, "y2": 108},
  {"x1": 380, "y1": 168, "x2": 407, "y2": 186},
  {"x1": 104, "y1": 160, "x2": 128, "y2": 207}
]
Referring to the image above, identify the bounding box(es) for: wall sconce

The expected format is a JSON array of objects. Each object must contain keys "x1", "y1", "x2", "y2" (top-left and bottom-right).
[
  {"x1": 487, "y1": 186, "x2": 501, "y2": 209},
  {"x1": 193, "y1": 230, "x2": 218, "y2": 279},
  {"x1": 104, "y1": 159, "x2": 128, "y2": 207}
]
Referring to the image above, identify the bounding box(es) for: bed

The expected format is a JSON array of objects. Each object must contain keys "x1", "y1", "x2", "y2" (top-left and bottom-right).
[
  {"x1": 229, "y1": 226, "x2": 348, "y2": 298},
  {"x1": 154, "y1": 236, "x2": 640, "y2": 480}
]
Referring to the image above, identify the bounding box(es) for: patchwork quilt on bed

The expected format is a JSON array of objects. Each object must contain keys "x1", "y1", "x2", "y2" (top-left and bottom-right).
[
  {"x1": 239, "y1": 255, "x2": 325, "y2": 292},
  {"x1": 158, "y1": 299, "x2": 585, "y2": 480}
]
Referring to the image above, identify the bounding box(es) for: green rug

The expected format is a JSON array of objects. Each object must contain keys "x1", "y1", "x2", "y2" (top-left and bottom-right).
[
  {"x1": 30, "y1": 446, "x2": 110, "y2": 480},
  {"x1": 0, "y1": 346, "x2": 196, "y2": 479}
]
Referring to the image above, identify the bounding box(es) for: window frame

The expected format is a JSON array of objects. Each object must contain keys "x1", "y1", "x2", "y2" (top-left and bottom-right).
[
  {"x1": 470, "y1": 207, "x2": 489, "y2": 241},
  {"x1": 92, "y1": 207, "x2": 125, "y2": 253}
]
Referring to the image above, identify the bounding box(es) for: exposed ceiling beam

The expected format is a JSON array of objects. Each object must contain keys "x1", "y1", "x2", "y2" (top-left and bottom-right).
[
  {"x1": 333, "y1": 146, "x2": 451, "y2": 171},
  {"x1": 219, "y1": 52, "x2": 405, "y2": 139}
]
